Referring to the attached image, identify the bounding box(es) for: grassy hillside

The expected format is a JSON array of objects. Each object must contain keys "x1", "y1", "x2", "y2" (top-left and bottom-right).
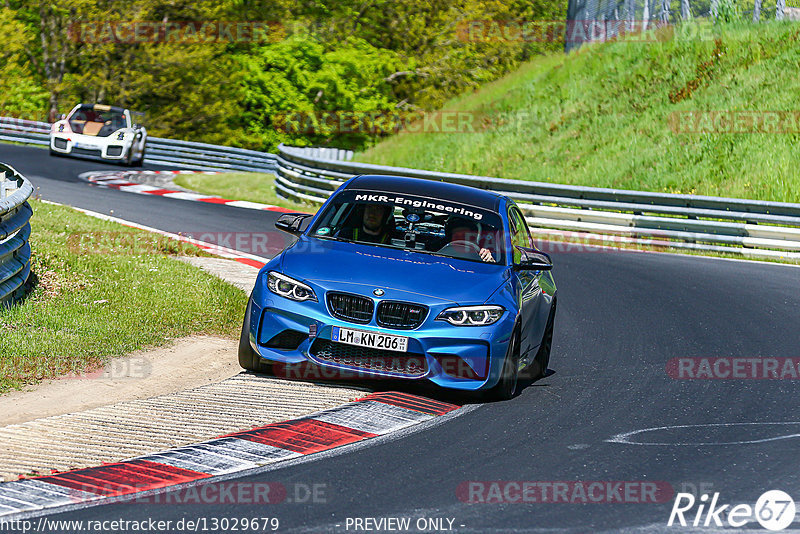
[{"x1": 359, "y1": 23, "x2": 800, "y2": 203}]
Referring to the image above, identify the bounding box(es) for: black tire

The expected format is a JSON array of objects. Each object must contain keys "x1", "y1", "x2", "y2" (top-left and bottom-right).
[
  {"x1": 133, "y1": 146, "x2": 145, "y2": 167},
  {"x1": 484, "y1": 328, "x2": 520, "y2": 401},
  {"x1": 124, "y1": 146, "x2": 134, "y2": 167},
  {"x1": 238, "y1": 300, "x2": 273, "y2": 374},
  {"x1": 529, "y1": 301, "x2": 556, "y2": 380}
]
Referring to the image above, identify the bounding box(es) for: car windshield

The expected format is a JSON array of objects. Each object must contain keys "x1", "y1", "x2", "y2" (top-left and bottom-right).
[
  {"x1": 68, "y1": 106, "x2": 128, "y2": 137},
  {"x1": 309, "y1": 190, "x2": 506, "y2": 264}
]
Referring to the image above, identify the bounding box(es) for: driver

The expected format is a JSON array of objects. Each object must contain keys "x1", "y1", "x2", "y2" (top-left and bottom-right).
[
  {"x1": 340, "y1": 203, "x2": 393, "y2": 244},
  {"x1": 443, "y1": 216, "x2": 495, "y2": 262}
]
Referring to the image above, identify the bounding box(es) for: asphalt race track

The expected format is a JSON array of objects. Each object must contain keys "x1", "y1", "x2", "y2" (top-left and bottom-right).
[
  {"x1": 0, "y1": 144, "x2": 292, "y2": 255},
  {"x1": 3, "y1": 143, "x2": 800, "y2": 532}
]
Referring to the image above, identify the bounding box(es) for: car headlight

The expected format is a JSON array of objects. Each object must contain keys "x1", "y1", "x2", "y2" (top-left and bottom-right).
[
  {"x1": 436, "y1": 305, "x2": 504, "y2": 326},
  {"x1": 267, "y1": 271, "x2": 317, "y2": 302}
]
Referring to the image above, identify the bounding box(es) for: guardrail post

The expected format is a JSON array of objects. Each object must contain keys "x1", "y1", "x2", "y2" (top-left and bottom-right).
[
  {"x1": 681, "y1": 0, "x2": 691, "y2": 19},
  {"x1": 776, "y1": 0, "x2": 786, "y2": 19},
  {"x1": 660, "y1": 0, "x2": 670, "y2": 23}
]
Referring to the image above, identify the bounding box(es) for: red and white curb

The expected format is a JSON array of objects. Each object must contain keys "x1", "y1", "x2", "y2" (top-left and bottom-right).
[
  {"x1": 79, "y1": 171, "x2": 300, "y2": 214},
  {"x1": 136, "y1": 170, "x2": 219, "y2": 175},
  {"x1": 0, "y1": 392, "x2": 459, "y2": 518}
]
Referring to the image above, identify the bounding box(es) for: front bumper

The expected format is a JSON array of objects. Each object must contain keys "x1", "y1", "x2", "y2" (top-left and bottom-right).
[
  {"x1": 248, "y1": 294, "x2": 515, "y2": 392},
  {"x1": 50, "y1": 135, "x2": 128, "y2": 160}
]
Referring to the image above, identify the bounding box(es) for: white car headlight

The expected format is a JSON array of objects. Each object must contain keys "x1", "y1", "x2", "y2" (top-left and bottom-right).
[
  {"x1": 267, "y1": 272, "x2": 317, "y2": 302},
  {"x1": 436, "y1": 305, "x2": 504, "y2": 326}
]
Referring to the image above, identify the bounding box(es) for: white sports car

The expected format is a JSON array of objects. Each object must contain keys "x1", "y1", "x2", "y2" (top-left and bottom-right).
[{"x1": 50, "y1": 104, "x2": 147, "y2": 166}]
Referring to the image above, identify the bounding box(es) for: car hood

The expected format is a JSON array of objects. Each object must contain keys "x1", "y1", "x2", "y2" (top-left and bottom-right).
[{"x1": 279, "y1": 236, "x2": 508, "y2": 305}]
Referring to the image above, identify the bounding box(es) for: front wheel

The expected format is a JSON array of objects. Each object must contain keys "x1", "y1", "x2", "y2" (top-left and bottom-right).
[
  {"x1": 484, "y1": 329, "x2": 520, "y2": 401},
  {"x1": 529, "y1": 301, "x2": 556, "y2": 380},
  {"x1": 133, "y1": 145, "x2": 145, "y2": 167},
  {"x1": 238, "y1": 300, "x2": 273, "y2": 374},
  {"x1": 123, "y1": 143, "x2": 137, "y2": 166}
]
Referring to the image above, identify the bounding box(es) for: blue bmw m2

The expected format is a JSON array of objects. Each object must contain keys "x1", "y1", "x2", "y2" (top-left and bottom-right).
[{"x1": 239, "y1": 175, "x2": 557, "y2": 400}]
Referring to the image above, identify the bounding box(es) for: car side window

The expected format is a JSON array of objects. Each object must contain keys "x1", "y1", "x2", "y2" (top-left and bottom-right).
[
  {"x1": 513, "y1": 208, "x2": 533, "y2": 247},
  {"x1": 508, "y1": 207, "x2": 530, "y2": 263}
]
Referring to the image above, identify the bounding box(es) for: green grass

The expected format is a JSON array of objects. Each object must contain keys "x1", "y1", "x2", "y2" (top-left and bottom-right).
[
  {"x1": 174, "y1": 172, "x2": 313, "y2": 211},
  {"x1": 359, "y1": 22, "x2": 800, "y2": 203},
  {"x1": 0, "y1": 200, "x2": 247, "y2": 394}
]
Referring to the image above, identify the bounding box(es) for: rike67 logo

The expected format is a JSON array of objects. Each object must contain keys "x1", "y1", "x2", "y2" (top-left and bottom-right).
[{"x1": 668, "y1": 490, "x2": 796, "y2": 531}]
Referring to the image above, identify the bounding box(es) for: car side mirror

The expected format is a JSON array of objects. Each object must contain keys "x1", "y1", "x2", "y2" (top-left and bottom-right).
[
  {"x1": 514, "y1": 246, "x2": 553, "y2": 271},
  {"x1": 275, "y1": 213, "x2": 313, "y2": 235},
  {"x1": 59, "y1": 114, "x2": 66, "y2": 120}
]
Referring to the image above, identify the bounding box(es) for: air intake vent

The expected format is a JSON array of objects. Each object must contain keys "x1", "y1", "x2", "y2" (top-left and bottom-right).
[
  {"x1": 71, "y1": 147, "x2": 102, "y2": 156},
  {"x1": 264, "y1": 329, "x2": 306, "y2": 350},
  {"x1": 310, "y1": 340, "x2": 427, "y2": 378}
]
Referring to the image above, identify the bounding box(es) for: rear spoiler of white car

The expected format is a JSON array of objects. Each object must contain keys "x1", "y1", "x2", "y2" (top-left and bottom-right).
[{"x1": 130, "y1": 110, "x2": 145, "y2": 128}]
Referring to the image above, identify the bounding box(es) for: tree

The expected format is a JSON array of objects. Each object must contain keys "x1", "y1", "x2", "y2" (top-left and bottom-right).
[
  {"x1": 18, "y1": 1, "x2": 80, "y2": 121},
  {"x1": 0, "y1": 7, "x2": 48, "y2": 118},
  {"x1": 1, "y1": 0, "x2": 573, "y2": 150}
]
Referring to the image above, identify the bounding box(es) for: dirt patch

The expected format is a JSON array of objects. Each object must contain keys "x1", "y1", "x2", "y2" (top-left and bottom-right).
[{"x1": 0, "y1": 335, "x2": 240, "y2": 425}]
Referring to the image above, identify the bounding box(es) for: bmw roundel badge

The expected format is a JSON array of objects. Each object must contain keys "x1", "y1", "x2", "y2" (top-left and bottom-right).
[{"x1": 373, "y1": 288, "x2": 385, "y2": 296}]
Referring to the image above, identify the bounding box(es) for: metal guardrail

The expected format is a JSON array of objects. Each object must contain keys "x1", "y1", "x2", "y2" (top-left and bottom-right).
[
  {"x1": 276, "y1": 144, "x2": 800, "y2": 260},
  {"x1": 0, "y1": 163, "x2": 33, "y2": 307},
  {"x1": 145, "y1": 137, "x2": 276, "y2": 172},
  {"x1": 0, "y1": 117, "x2": 276, "y2": 173},
  {"x1": 3, "y1": 113, "x2": 798, "y2": 260},
  {"x1": 295, "y1": 147, "x2": 354, "y2": 162}
]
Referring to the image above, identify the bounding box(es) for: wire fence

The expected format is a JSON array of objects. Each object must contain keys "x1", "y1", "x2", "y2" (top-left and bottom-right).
[{"x1": 565, "y1": 0, "x2": 799, "y2": 51}]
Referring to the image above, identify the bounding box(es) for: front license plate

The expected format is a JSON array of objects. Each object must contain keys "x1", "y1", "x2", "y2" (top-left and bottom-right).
[
  {"x1": 331, "y1": 326, "x2": 408, "y2": 353},
  {"x1": 74, "y1": 143, "x2": 96, "y2": 150}
]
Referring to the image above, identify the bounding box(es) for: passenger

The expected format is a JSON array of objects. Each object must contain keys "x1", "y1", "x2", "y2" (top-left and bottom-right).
[{"x1": 339, "y1": 204, "x2": 394, "y2": 244}]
